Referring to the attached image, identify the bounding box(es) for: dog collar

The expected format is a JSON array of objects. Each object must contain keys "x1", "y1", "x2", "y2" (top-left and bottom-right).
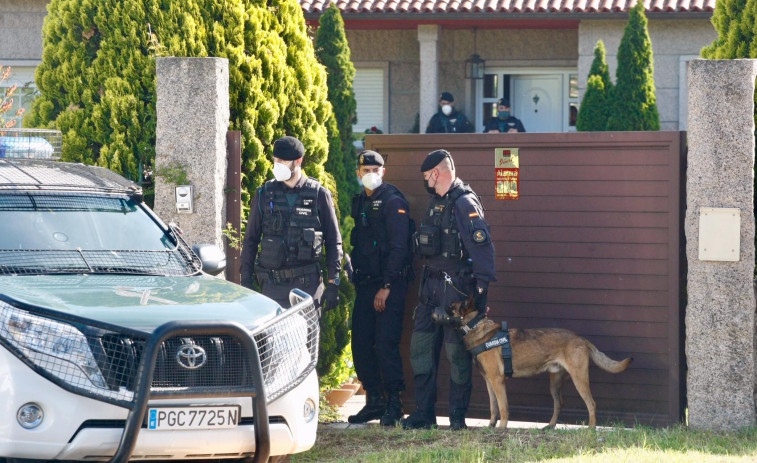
[{"x1": 458, "y1": 311, "x2": 486, "y2": 336}]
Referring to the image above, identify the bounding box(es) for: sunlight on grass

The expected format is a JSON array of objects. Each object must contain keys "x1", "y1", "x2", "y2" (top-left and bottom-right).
[{"x1": 292, "y1": 424, "x2": 757, "y2": 463}]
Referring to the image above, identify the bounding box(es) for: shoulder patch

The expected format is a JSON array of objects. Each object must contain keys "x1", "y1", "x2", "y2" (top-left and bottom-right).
[
  {"x1": 468, "y1": 211, "x2": 479, "y2": 218},
  {"x1": 472, "y1": 228, "x2": 488, "y2": 244},
  {"x1": 397, "y1": 208, "x2": 407, "y2": 214}
]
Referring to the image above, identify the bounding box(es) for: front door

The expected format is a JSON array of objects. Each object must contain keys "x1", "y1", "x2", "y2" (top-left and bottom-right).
[
  {"x1": 512, "y1": 74, "x2": 563, "y2": 133},
  {"x1": 475, "y1": 70, "x2": 578, "y2": 133}
]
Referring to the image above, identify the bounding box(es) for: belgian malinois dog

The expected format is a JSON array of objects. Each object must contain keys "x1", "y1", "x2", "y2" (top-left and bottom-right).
[{"x1": 447, "y1": 297, "x2": 633, "y2": 429}]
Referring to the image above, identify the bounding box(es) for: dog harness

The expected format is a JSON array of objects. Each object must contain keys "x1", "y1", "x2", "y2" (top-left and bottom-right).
[{"x1": 468, "y1": 321, "x2": 514, "y2": 378}]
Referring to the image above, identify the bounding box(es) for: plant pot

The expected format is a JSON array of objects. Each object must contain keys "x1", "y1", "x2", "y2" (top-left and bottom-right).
[{"x1": 325, "y1": 388, "x2": 356, "y2": 407}]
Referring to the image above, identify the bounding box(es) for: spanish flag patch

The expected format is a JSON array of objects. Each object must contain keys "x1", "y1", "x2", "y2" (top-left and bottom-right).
[
  {"x1": 468, "y1": 211, "x2": 479, "y2": 218},
  {"x1": 397, "y1": 209, "x2": 407, "y2": 214}
]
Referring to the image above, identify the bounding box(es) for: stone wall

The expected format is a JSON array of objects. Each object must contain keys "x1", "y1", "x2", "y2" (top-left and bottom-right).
[{"x1": 686, "y1": 59, "x2": 757, "y2": 430}]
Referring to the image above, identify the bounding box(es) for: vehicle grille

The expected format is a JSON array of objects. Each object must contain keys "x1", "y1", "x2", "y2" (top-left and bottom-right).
[{"x1": 98, "y1": 334, "x2": 253, "y2": 391}]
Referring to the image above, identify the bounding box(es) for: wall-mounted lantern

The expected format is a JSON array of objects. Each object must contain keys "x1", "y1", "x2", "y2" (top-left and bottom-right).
[{"x1": 465, "y1": 29, "x2": 486, "y2": 80}]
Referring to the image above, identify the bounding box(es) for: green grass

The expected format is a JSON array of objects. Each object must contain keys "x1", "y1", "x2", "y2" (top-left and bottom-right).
[{"x1": 291, "y1": 425, "x2": 757, "y2": 462}]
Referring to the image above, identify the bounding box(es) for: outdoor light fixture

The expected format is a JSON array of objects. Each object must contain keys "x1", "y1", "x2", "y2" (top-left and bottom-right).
[{"x1": 465, "y1": 28, "x2": 485, "y2": 80}]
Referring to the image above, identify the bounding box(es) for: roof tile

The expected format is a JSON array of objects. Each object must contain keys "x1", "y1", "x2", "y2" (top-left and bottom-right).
[{"x1": 301, "y1": 0, "x2": 715, "y2": 14}]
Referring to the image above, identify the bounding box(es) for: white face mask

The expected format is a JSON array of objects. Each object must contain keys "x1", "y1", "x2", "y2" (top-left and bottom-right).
[
  {"x1": 361, "y1": 172, "x2": 383, "y2": 190},
  {"x1": 273, "y1": 162, "x2": 294, "y2": 182},
  {"x1": 441, "y1": 104, "x2": 453, "y2": 116}
]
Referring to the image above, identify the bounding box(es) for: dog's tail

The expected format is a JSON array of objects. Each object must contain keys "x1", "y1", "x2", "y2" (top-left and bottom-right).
[{"x1": 588, "y1": 342, "x2": 633, "y2": 373}]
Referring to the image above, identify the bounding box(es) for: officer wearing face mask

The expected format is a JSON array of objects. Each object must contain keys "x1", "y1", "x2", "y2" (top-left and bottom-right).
[
  {"x1": 240, "y1": 136, "x2": 343, "y2": 313},
  {"x1": 401, "y1": 149, "x2": 496, "y2": 431},
  {"x1": 484, "y1": 98, "x2": 526, "y2": 133},
  {"x1": 425, "y1": 92, "x2": 474, "y2": 134},
  {"x1": 347, "y1": 150, "x2": 414, "y2": 426}
]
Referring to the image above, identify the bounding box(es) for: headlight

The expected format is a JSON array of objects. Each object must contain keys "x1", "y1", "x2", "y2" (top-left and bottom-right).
[{"x1": 0, "y1": 301, "x2": 107, "y2": 389}]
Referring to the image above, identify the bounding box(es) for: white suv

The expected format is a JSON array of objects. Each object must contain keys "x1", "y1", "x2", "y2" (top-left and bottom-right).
[{"x1": 0, "y1": 156, "x2": 319, "y2": 462}]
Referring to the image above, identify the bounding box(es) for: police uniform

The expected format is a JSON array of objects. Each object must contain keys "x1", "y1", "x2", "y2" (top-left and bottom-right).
[
  {"x1": 347, "y1": 151, "x2": 412, "y2": 426},
  {"x1": 402, "y1": 149, "x2": 496, "y2": 431},
  {"x1": 240, "y1": 136, "x2": 343, "y2": 309},
  {"x1": 425, "y1": 91, "x2": 475, "y2": 134}
]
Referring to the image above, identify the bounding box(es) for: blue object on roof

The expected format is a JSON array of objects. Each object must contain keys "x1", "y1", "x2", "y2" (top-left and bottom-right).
[{"x1": 0, "y1": 136, "x2": 55, "y2": 159}]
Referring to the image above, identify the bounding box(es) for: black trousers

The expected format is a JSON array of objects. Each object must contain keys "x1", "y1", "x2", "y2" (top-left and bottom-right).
[{"x1": 351, "y1": 280, "x2": 407, "y2": 394}]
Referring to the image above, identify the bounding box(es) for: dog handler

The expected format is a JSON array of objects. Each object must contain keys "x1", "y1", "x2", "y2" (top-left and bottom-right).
[
  {"x1": 401, "y1": 149, "x2": 496, "y2": 430},
  {"x1": 347, "y1": 150, "x2": 413, "y2": 426}
]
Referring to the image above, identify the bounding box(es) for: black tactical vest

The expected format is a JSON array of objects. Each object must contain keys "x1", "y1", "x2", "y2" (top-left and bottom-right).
[
  {"x1": 257, "y1": 178, "x2": 323, "y2": 270},
  {"x1": 350, "y1": 185, "x2": 398, "y2": 279},
  {"x1": 416, "y1": 183, "x2": 478, "y2": 262}
]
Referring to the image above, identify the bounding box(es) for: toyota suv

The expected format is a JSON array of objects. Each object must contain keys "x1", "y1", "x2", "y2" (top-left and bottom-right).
[{"x1": 0, "y1": 155, "x2": 319, "y2": 462}]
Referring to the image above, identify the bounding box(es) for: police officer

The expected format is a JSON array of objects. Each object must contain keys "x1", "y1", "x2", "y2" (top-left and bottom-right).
[
  {"x1": 347, "y1": 151, "x2": 412, "y2": 426},
  {"x1": 400, "y1": 149, "x2": 496, "y2": 430},
  {"x1": 425, "y1": 92, "x2": 474, "y2": 134},
  {"x1": 240, "y1": 136, "x2": 343, "y2": 311}
]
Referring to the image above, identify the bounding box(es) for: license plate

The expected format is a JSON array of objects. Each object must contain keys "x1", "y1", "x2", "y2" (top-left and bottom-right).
[{"x1": 147, "y1": 405, "x2": 240, "y2": 430}]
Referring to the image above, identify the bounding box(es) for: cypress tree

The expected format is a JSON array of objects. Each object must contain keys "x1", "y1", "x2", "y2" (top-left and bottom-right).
[
  {"x1": 577, "y1": 40, "x2": 613, "y2": 131},
  {"x1": 315, "y1": 4, "x2": 360, "y2": 223},
  {"x1": 577, "y1": 75, "x2": 609, "y2": 132},
  {"x1": 606, "y1": 0, "x2": 660, "y2": 131},
  {"x1": 701, "y1": 0, "x2": 754, "y2": 59}
]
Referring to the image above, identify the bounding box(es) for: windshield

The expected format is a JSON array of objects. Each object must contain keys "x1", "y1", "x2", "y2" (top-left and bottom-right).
[{"x1": 0, "y1": 193, "x2": 201, "y2": 276}]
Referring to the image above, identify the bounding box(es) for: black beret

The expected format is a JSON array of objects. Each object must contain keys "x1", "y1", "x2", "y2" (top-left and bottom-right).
[
  {"x1": 497, "y1": 98, "x2": 510, "y2": 107},
  {"x1": 420, "y1": 149, "x2": 451, "y2": 172},
  {"x1": 273, "y1": 136, "x2": 305, "y2": 160},
  {"x1": 440, "y1": 92, "x2": 454, "y2": 102},
  {"x1": 357, "y1": 150, "x2": 384, "y2": 167}
]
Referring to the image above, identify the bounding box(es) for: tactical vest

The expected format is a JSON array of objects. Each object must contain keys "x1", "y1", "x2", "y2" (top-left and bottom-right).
[
  {"x1": 350, "y1": 185, "x2": 401, "y2": 280},
  {"x1": 257, "y1": 178, "x2": 323, "y2": 270},
  {"x1": 415, "y1": 183, "x2": 478, "y2": 261}
]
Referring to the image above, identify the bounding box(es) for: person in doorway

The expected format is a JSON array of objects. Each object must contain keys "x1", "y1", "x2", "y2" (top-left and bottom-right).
[
  {"x1": 240, "y1": 135, "x2": 343, "y2": 312},
  {"x1": 400, "y1": 149, "x2": 496, "y2": 431},
  {"x1": 347, "y1": 150, "x2": 413, "y2": 426},
  {"x1": 426, "y1": 92, "x2": 474, "y2": 134},
  {"x1": 484, "y1": 98, "x2": 526, "y2": 133}
]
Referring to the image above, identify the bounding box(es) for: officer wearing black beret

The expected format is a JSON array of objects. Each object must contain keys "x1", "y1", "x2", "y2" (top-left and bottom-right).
[
  {"x1": 240, "y1": 136, "x2": 343, "y2": 312},
  {"x1": 425, "y1": 92, "x2": 474, "y2": 134},
  {"x1": 401, "y1": 149, "x2": 496, "y2": 431},
  {"x1": 347, "y1": 150, "x2": 414, "y2": 426}
]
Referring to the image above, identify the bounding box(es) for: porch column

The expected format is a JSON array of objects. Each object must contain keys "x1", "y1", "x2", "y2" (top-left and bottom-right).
[
  {"x1": 154, "y1": 57, "x2": 230, "y2": 248},
  {"x1": 417, "y1": 25, "x2": 439, "y2": 134},
  {"x1": 686, "y1": 59, "x2": 757, "y2": 430}
]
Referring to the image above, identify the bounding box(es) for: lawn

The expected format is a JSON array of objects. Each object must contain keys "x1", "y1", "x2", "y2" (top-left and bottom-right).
[{"x1": 292, "y1": 424, "x2": 757, "y2": 463}]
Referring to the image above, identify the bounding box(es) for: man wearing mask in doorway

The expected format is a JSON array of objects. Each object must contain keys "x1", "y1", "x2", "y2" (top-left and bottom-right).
[
  {"x1": 484, "y1": 98, "x2": 526, "y2": 133},
  {"x1": 426, "y1": 92, "x2": 474, "y2": 134},
  {"x1": 401, "y1": 149, "x2": 496, "y2": 431},
  {"x1": 240, "y1": 135, "x2": 343, "y2": 314},
  {"x1": 347, "y1": 150, "x2": 413, "y2": 426}
]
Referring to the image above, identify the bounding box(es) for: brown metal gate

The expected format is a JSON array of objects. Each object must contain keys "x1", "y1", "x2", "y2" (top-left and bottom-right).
[{"x1": 366, "y1": 131, "x2": 685, "y2": 427}]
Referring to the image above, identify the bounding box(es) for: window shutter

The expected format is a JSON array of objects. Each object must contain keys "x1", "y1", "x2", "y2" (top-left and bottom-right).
[{"x1": 352, "y1": 68, "x2": 384, "y2": 133}]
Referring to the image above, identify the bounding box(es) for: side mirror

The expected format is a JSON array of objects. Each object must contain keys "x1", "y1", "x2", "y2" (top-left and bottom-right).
[{"x1": 191, "y1": 244, "x2": 227, "y2": 276}]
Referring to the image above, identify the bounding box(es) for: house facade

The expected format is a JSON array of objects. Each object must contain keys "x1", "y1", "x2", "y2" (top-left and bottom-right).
[{"x1": 2, "y1": 1, "x2": 716, "y2": 133}]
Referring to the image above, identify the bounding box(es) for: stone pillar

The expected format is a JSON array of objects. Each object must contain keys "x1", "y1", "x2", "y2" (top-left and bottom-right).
[
  {"x1": 154, "y1": 57, "x2": 230, "y2": 248},
  {"x1": 686, "y1": 59, "x2": 757, "y2": 430},
  {"x1": 418, "y1": 25, "x2": 439, "y2": 133}
]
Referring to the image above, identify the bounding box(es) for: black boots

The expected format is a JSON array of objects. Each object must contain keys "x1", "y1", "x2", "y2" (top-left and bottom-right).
[
  {"x1": 400, "y1": 408, "x2": 437, "y2": 429},
  {"x1": 347, "y1": 390, "x2": 385, "y2": 424},
  {"x1": 449, "y1": 409, "x2": 468, "y2": 430},
  {"x1": 380, "y1": 392, "x2": 403, "y2": 426}
]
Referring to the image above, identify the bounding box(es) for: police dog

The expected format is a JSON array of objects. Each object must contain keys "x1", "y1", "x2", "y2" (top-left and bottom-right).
[{"x1": 447, "y1": 297, "x2": 632, "y2": 429}]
